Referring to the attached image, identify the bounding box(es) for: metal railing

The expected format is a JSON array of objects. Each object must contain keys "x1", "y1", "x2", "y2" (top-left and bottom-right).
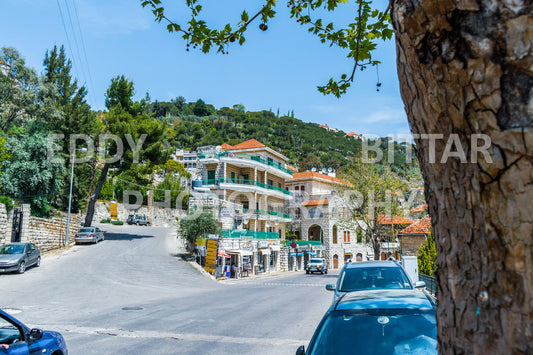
[
  {"x1": 283, "y1": 240, "x2": 322, "y2": 246},
  {"x1": 419, "y1": 274, "x2": 437, "y2": 295},
  {"x1": 198, "y1": 152, "x2": 293, "y2": 175},
  {"x1": 222, "y1": 229, "x2": 279, "y2": 239},
  {"x1": 216, "y1": 178, "x2": 292, "y2": 196},
  {"x1": 243, "y1": 208, "x2": 292, "y2": 219}
]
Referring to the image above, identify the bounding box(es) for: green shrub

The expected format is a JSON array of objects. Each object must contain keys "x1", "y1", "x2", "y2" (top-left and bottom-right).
[
  {"x1": 0, "y1": 196, "x2": 14, "y2": 212},
  {"x1": 111, "y1": 220, "x2": 124, "y2": 225},
  {"x1": 100, "y1": 219, "x2": 111, "y2": 223}
]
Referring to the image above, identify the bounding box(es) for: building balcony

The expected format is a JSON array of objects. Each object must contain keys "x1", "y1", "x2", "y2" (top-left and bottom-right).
[
  {"x1": 198, "y1": 152, "x2": 293, "y2": 178},
  {"x1": 206, "y1": 178, "x2": 292, "y2": 200},
  {"x1": 242, "y1": 208, "x2": 292, "y2": 221},
  {"x1": 222, "y1": 229, "x2": 279, "y2": 239},
  {"x1": 283, "y1": 240, "x2": 322, "y2": 246}
]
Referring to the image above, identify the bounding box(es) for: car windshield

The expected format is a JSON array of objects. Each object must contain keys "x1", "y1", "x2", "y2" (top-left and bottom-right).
[
  {"x1": 338, "y1": 267, "x2": 412, "y2": 291},
  {"x1": 78, "y1": 228, "x2": 93, "y2": 233},
  {"x1": 309, "y1": 259, "x2": 323, "y2": 263},
  {"x1": 307, "y1": 309, "x2": 437, "y2": 355},
  {"x1": 0, "y1": 245, "x2": 24, "y2": 254}
]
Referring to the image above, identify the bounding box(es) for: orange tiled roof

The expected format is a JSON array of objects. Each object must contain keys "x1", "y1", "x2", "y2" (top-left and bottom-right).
[
  {"x1": 287, "y1": 165, "x2": 298, "y2": 172},
  {"x1": 345, "y1": 131, "x2": 362, "y2": 136},
  {"x1": 319, "y1": 124, "x2": 329, "y2": 128},
  {"x1": 410, "y1": 204, "x2": 427, "y2": 213},
  {"x1": 399, "y1": 216, "x2": 431, "y2": 234},
  {"x1": 302, "y1": 199, "x2": 330, "y2": 207},
  {"x1": 221, "y1": 139, "x2": 266, "y2": 151},
  {"x1": 377, "y1": 215, "x2": 415, "y2": 225},
  {"x1": 290, "y1": 171, "x2": 344, "y2": 184}
]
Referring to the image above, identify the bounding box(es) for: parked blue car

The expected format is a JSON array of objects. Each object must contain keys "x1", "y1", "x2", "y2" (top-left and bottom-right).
[
  {"x1": 0, "y1": 309, "x2": 67, "y2": 355},
  {"x1": 296, "y1": 289, "x2": 437, "y2": 355}
]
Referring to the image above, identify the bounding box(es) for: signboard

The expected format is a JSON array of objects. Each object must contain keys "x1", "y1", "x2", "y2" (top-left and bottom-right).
[
  {"x1": 110, "y1": 200, "x2": 118, "y2": 220},
  {"x1": 257, "y1": 240, "x2": 269, "y2": 249},
  {"x1": 204, "y1": 239, "x2": 218, "y2": 275},
  {"x1": 290, "y1": 241, "x2": 297, "y2": 248},
  {"x1": 220, "y1": 208, "x2": 232, "y2": 217}
]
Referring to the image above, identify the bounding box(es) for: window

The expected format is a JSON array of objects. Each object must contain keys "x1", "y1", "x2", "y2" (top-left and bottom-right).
[
  {"x1": 295, "y1": 186, "x2": 300, "y2": 191},
  {"x1": 357, "y1": 229, "x2": 363, "y2": 243},
  {"x1": 333, "y1": 225, "x2": 338, "y2": 244},
  {"x1": 343, "y1": 231, "x2": 351, "y2": 243},
  {"x1": 231, "y1": 172, "x2": 235, "y2": 181},
  {"x1": 278, "y1": 183, "x2": 282, "y2": 189},
  {"x1": 268, "y1": 179, "x2": 273, "y2": 186},
  {"x1": 301, "y1": 185, "x2": 305, "y2": 191}
]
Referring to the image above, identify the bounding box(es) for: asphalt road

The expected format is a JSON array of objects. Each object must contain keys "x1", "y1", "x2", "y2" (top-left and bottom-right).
[{"x1": 0, "y1": 224, "x2": 338, "y2": 355}]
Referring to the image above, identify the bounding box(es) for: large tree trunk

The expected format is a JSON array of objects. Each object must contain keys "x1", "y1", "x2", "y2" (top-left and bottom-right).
[
  {"x1": 84, "y1": 163, "x2": 109, "y2": 227},
  {"x1": 392, "y1": 0, "x2": 532, "y2": 353}
]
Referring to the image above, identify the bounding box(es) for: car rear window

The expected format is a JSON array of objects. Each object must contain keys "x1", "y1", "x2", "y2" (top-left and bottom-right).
[
  {"x1": 310, "y1": 259, "x2": 323, "y2": 263},
  {"x1": 78, "y1": 228, "x2": 93, "y2": 233},
  {"x1": 338, "y1": 267, "x2": 411, "y2": 291}
]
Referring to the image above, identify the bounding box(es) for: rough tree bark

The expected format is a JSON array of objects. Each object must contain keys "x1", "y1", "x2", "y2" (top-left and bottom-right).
[{"x1": 392, "y1": 0, "x2": 532, "y2": 353}]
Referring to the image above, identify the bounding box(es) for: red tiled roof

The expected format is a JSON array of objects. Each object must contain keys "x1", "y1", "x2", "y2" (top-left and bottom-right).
[
  {"x1": 290, "y1": 171, "x2": 345, "y2": 184},
  {"x1": 345, "y1": 131, "x2": 362, "y2": 136},
  {"x1": 410, "y1": 204, "x2": 427, "y2": 213},
  {"x1": 399, "y1": 216, "x2": 431, "y2": 234},
  {"x1": 221, "y1": 139, "x2": 266, "y2": 151},
  {"x1": 319, "y1": 124, "x2": 329, "y2": 128},
  {"x1": 377, "y1": 215, "x2": 415, "y2": 225},
  {"x1": 302, "y1": 199, "x2": 330, "y2": 207}
]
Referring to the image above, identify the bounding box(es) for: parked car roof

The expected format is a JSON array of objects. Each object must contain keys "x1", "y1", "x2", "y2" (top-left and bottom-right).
[
  {"x1": 334, "y1": 289, "x2": 436, "y2": 311},
  {"x1": 343, "y1": 260, "x2": 402, "y2": 269}
]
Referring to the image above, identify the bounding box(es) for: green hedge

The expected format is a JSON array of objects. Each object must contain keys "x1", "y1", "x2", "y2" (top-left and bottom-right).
[{"x1": 111, "y1": 220, "x2": 124, "y2": 225}]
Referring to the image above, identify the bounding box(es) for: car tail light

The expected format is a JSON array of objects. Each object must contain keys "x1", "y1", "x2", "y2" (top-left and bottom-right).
[
  {"x1": 75, "y1": 234, "x2": 78, "y2": 238},
  {"x1": 90, "y1": 234, "x2": 94, "y2": 238}
]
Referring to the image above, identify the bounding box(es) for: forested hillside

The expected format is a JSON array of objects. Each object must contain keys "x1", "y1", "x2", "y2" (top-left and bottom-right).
[{"x1": 150, "y1": 99, "x2": 417, "y2": 176}]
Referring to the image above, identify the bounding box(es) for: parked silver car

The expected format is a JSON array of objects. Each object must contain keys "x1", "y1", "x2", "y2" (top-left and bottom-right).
[
  {"x1": 74, "y1": 227, "x2": 105, "y2": 244},
  {"x1": 0, "y1": 243, "x2": 41, "y2": 274}
]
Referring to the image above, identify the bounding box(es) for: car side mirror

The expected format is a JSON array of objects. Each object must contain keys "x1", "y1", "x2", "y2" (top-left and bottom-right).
[
  {"x1": 296, "y1": 345, "x2": 305, "y2": 355},
  {"x1": 30, "y1": 328, "x2": 43, "y2": 340},
  {"x1": 325, "y1": 284, "x2": 335, "y2": 291},
  {"x1": 415, "y1": 281, "x2": 426, "y2": 289}
]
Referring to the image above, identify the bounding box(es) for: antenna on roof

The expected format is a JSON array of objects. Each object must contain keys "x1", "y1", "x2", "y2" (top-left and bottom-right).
[
  {"x1": 321, "y1": 168, "x2": 327, "y2": 173},
  {"x1": 328, "y1": 167, "x2": 333, "y2": 172},
  {"x1": 311, "y1": 167, "x2": 317, "y2": 172},
  {"x1": 215, "y1": 146, "x2": 222, "y2": 152}
]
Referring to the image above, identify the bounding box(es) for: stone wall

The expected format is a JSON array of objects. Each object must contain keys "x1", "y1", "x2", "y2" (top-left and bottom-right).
[
  {"x1": 0, "y1": 203, "x2": 8, "y2": 245},
  {"x1": 399, "y1": 234, "x2": 426, "y2": 256},
  {"x1": 25, "y1": 214, "x2": 82, "y2": 252},
  {"x1": 93, "y1": 201, "x2": 186, "y2": 227}
]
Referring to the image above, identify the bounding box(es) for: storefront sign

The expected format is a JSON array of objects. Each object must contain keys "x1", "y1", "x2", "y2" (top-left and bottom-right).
[
  {"x1": 220, "y1": 208, "x2": 232, "y2": 217},
  {"x1": 257, "y1": 241, "x2": 269, "y2": 249},
  {"x1": 204, "y1": 239, "x2": 218, "y2": 275}
]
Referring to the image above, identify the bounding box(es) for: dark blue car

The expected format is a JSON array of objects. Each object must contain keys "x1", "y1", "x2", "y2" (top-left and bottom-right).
[
  {"x1": 296, "y1": 289, "x2": 437, "y2": 355},
  {"x1": 0, "y1": 309, "x2": 67, "y2": 355}
]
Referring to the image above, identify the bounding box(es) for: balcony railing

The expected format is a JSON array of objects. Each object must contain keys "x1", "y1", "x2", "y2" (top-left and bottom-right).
[
  {"x1": 222, "y1": 229, "x2": 279, "y2": 239},
  {"x1": 243, "y1": 208, "x2": 292, "y2": 219},
  {"x1": 198, "y1": 152, "x2": 293, "y2": 176},
  {"x1": 283, "y1": 240, "x2": 322, "y2": 246},
  {"x1": 217, "y1": 178, "x2": 292, "y2": 196}
]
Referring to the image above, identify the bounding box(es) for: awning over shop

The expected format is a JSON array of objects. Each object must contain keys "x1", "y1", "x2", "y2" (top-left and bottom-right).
[
  {"x1": 290, "y1": 252, "x2": 304, "y2": 257},
  {"x1": 307, "y1": 252, "x2": 317, "y2": 257},
  {"x1": 218, "y1": 252, "x2": 230, "y2": 258},
  {"x1": 226, "y1": 250, "x2": 253, "y2": 256}
]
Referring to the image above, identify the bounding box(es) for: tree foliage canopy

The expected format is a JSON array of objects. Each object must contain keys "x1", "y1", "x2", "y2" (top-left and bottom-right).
[{"x1": 141, "y1": 0, "x2": 393, "y2": 97}]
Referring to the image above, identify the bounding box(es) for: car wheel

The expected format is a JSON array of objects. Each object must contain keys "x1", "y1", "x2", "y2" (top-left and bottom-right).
[
  {"x1": 320, "y1": 270, "x2": 324, "y2": 275},
  {"x1": 325, "y1": 270, "x2": 328, "y2": 274},
  {"x1": 17, "y1": 261, "x2": 26, "y2": 274},
  {"x1": 306, "y1": 270, "x2": 309, "y2": 274},
  {"x1": 35, "y1": 257, "x2": 41, "y2": 267}
]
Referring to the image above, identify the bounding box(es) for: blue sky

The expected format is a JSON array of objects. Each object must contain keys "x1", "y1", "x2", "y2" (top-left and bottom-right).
[{"x1": 1, "y1": 0, "x2": 412, "y2": 137}]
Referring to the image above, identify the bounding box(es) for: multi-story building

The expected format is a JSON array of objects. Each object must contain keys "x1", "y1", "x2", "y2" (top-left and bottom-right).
[
  {"x1": 286, "y1": 171, "x2": 373, "y2": 270},
  {"x1": 195, "y1": 139, "x2": 294, "y2": 275}
]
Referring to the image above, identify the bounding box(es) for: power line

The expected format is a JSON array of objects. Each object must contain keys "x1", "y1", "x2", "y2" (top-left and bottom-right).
[
  {"x1": 56, "y1": 0, "x2": 80, "y2": 80},
  {"x1": 69, "y1": 0, "x2": 97, "y2": 105}
]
